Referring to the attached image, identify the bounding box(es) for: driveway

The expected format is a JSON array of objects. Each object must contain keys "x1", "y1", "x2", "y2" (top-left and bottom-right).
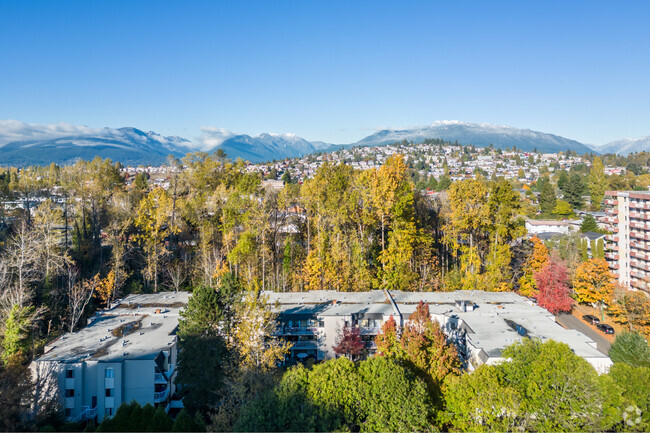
[{"x1": 555, "y1": 313, "x2": 612, "y2": 355}]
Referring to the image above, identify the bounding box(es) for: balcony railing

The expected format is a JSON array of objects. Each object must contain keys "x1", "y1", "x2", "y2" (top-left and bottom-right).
[
  {"x1": 71, "y1": 406, "x2": 97, "y2": 423},
  {"x1": 154, "y1": 364, "x2": 175, "y2": 383},
  {"x1": 289, "y1": 341, "x2": 318, "y2": 349},
  {"x1": 154, "y1": 387, "x2": 170, "y2": 403},
  {"x1": 277, "y1": 326, "x2": 319, "y2": 335},
  {"x1": 359, "y1": 327, "x2": 382, "y2": 335}
]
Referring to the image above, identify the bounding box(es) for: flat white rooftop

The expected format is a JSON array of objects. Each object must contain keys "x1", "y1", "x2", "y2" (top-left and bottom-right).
[
  {"x1": 38, "y1": 292, "x2": 190, "y2": 363},
  {"x1": 267, "y1": 290, "x2": 609, "y2": 362}
]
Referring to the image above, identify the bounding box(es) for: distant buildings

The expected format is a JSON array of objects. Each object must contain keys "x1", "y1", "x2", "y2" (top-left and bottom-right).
[
  {"x1": 525, "y1": 219, "x2": 573, "y2": 236},
  {"x1": 601, "y1": 191, "x2": 650, "y2": 292},
  {"x1": 264, "y1": 289, "x2": 612, "y2": 373},
  {"x1": 31, "y1": 293, "x2": 189, "y2": 424}
]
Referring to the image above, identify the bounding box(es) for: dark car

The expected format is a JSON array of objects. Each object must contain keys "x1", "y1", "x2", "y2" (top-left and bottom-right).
[
  {"x1": 582, "y1": 314, "x2": 600, "y2": 325},
  {"x1": 596, "y1": 323, "x2": 615, "y2": 334}
]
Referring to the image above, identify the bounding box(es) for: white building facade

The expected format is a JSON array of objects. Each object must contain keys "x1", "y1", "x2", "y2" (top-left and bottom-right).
[
  {"x1": 265, "y1": 289, "x2": 613, "y2": 374},
  {"x1": 31, "y1": 293, "x2": 189, "y2": 423}
]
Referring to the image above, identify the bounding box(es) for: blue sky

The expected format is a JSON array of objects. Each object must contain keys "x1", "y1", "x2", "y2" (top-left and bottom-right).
[{"x1": 1, "y1": 0, "x2": 649, "y2": 145}]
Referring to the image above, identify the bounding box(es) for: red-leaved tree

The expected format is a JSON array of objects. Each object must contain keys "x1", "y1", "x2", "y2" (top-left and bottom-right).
[
  {"x1": 534, "y1": 254, "x2": 573, "y2": 314},
  {"x1": 333, "y1": 323, "x2": 365, "y2": 360}
]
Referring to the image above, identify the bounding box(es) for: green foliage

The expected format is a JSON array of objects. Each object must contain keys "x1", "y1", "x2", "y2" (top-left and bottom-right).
[
  {"x1": 609, "y1": 363, "x2": 650, "y2": 431},
  {"x1": 539, "y1": 182, "x2": 556, "y2": 215},
  {"x1": 580, "y1": 213, "x2": 599, "y2": 233},
  {"x1": 609, "y1": 331, "x2": 650, "y2": 367},
  {"x1": 1, "y1": 304, "x2": 35, "y2": 366},
  {"x1": 175, "y1": 334, "x2": 231, "y2": 416},
  {"x1": 235, "y1": 357, "x2": 435, "y2": 432},
  {"x1": 563, "y1": 172, "x2": 586, "y2": 209},
  {"x1": 446, "y1": 339, "x2": 625, "y2": 432},
  {"x1": 172, "y1": 409, "x2": 205, "y2": 432},
  {"x1": 500, "y1": 339, "x2": 620, "y2": 432},
  {"x1": 178, "y1": 273, "x2": 241, "y2": 337}
]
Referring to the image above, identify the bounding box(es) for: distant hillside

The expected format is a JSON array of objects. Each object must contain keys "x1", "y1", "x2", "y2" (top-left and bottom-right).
[
  {"x1": 0, "y1": 127, "x2": 191, "y2": 166},
  {"x1": 354, "y1": 121, "x2": 596, "y2": 154},
  {"x1": 596, "y1": 136, "x2": 650, "y2": 155},
  {"x1": 211, "y1": 133, "x2": 336, "y2": 163}
]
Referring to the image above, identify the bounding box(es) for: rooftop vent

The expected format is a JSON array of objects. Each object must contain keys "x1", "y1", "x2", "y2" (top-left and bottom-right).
[{"x1": 455, "y1": 300, "x2": 476, "y2": 312}]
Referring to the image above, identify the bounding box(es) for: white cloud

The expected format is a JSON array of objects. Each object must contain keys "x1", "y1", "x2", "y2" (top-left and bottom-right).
[
  {"x1": 0, "y1": 119, "x2": 103, "y2": 147},
  {"x1": 197, "y1": 126, "x2": 237, "y2": 150}
]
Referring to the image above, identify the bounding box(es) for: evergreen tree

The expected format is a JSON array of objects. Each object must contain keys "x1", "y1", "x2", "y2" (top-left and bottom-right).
[
  {"x1": 609, "y1": 331, "x2": 650, "y2": 367},
  {"x1": 589, "y1": 157, "x2": 607, "y2": 209},
  {"x1": 580, "y1": 214, "x2": 599, "y2": 232},
  {"x1": 563, "y1": 173, "x2": 585, "y2": 209},
  {"x1": 596, "y1": 238, "x2": 605, "y2": 259},
  {"x1": 150, "y1": 405, "x2": 173, "y2": 432},
  {"x1": 539, "y1": 183, "x2": 556, "y2": 215}
]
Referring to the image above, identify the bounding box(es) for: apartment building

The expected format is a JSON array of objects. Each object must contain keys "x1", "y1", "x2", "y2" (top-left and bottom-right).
[
  {"x1": 31, "y1": 293, "x2": 189, "y2": 424},
  {"x1": 264, "y1": 289, "x2": 612, "y2": 373},
  {"x1": 601, "y1": 191, "x2": 650, "y2": 292}
]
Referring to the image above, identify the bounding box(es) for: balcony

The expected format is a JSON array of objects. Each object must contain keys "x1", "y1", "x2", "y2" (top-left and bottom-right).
[
  {"x1": 605, "y1": 252, "x2": 619, "y2": 261},
  {"x1": 630, "y1": 231, "x2": 648, "y2": 241},
  {"x1": 154, "y1": 364, "x2": 175, "y2": 384},
  {"x1": 277, "y1": 326, "x2": 319, "y2": 336},
  {"x1": 631, "y1": 280, "x2": 647, "y2": 290},
  {"x1": 359, "y1": 327, "x2": 382, "y2": 335},
  {"x1": 604, "y1": 198, "x2": 616, "y2": 206},
  {"x1": 289, "y1": 340, "x2": 318, "y2": 349},
  {"x1": 154, "y1": 387, "x2": 170, "y2": 403},
  {"x1": 630, "y1": 270, "x2": 645, "y2": 279}
]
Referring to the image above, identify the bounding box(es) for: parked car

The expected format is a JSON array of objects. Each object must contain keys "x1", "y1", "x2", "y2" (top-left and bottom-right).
[
  {"x1": 596, "y1": 323, "x2": 615, "y2": 334},
  {"x1": 582, "y1": 314, "x2": 600, "y2": 325}
]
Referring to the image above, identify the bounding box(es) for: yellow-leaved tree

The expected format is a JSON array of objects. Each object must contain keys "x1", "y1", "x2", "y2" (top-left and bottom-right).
[
  {"x1": 518, "y1": 236, "x2": 549, "y2": 297},
  {"x1": 573, "y1": 258, "x2": 615, "y2": 319},
  {"x1": 135, "y1": 187, "x2": 178, "y2": 292},
  {"x1": 232, "y1": 290, "x2": 291, "y2": 372}
]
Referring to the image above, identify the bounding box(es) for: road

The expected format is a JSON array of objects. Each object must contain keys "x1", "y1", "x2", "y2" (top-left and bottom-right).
[{"x1": 555, "y1": 313, "x2": 611, "y2": 355}]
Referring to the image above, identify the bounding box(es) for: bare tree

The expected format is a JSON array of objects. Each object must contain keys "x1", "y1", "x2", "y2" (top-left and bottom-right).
[
  {"x1": 67, "y1": 273, "x2": 97, "y2": 332},
  {"x1": 32, "y1": 201, "x2": 72, "y2": 279},
  {"x1": 5, "y1": 221, "x2": 40, "y2": 296},
  {"x1": 165, "y1": 259, "x2": 187, "y2": 292}
]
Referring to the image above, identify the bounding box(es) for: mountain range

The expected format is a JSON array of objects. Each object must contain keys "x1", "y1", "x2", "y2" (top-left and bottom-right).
[
  {"x1": 0, "y1": 123, "x2": 191, "y2": 166},
  {"x1": 593, "y1": 136, "x2": 650, "y2": 156},
  {"x1": 1, "y1": 120, "x2": 649, "y2": 165}
]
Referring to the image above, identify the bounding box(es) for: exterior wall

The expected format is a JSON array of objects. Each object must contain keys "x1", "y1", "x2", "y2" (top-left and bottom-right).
[
  {"x1": 32, "y1": 345, "x2": 178, "y2": 424},
  {"x1": 123, "y1": 360, "x2": 156, "y2": 408},
  {"x1": 602, "y1": 191, "x2": 650, "y2": 292},
  {"x1": 525, "y1": 221, "x2": 570, "y2": 235}
]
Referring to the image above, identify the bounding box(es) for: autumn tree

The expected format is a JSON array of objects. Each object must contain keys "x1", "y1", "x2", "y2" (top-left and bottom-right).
[
  {"x1": 574, "y1": 258, "x2": 615, "y2": 319},
  {"x1": 135, "y1": 187, "x2": 178, "y2": 292},
  {"x1": 534, "y1": 254, "x2": 573, "y2": 314},
  {"x1": 374, "y1": 315, "x2": 399, "y2": 357},
  {"x1": 518, "y1": 236, "x2": 549, "y2": 297},
  {"x1": 333, "y1": 324, "x2": 365, "y2": 360},
  {"x1": 232, "y1": 290, "x2": 291, "y2": 371}
]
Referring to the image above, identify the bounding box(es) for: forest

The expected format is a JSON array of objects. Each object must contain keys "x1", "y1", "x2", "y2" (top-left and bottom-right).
[{"x1": 0, "y1": 151, "x2": 649, "y2": 431}]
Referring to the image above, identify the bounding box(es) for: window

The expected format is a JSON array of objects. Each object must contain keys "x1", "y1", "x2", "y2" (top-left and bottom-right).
[
  {"x1": 66, "y1": 369, "x2": 74, "y2": 379},
  {"x1": 105, "y1": 408, "x2": 113, "y2": 417},
  {"x1": 105, "y1": 388, "x2": 113, "y2": 397},
  {"x1": 105, "y1": 368, "x2": 114, "y2": 378},
  {"x1": 65, "y1": 389, "x2": 74, "y2": 397}
]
